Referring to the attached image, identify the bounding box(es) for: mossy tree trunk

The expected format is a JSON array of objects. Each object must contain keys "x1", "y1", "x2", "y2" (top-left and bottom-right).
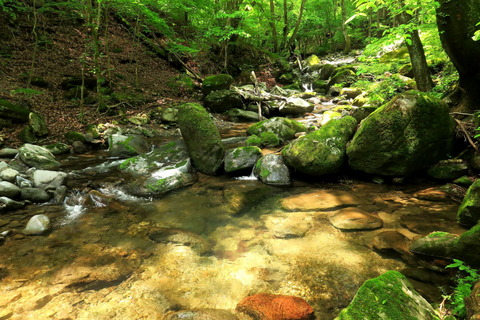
[
  {"x1": 405, "y1": 29, "x2": 433, "y2": 92},
  {"x1": 436, "y1": 0, "x2": 480, "y2": 110}
]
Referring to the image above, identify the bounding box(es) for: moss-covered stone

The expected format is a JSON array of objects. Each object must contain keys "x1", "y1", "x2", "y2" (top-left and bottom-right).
[
  {"x1": 178, "y1": 103, "x2": 225, "y2": 175},
  {"x1": 457, "y1": 180, "x2": 480, "y2": 227},
  {"x1": 247, "y1": 117, "x2": 307, "y2": 142},
  {"x1": 0, "y1": 99, "x2": 30, "y2": 122},
  {"x1": 305, "y1": 54, "x2": 321, "y2": 70},
  {"x1": 18, "y1": 125, "x2": 36, "y2": 143},
  {"x1": 246, "y1": 134, "x2": 262, "y2": 147},
  {"x1": 204, "y1": 89, "x2": 244, "y2": 113},
  {"x1": 202, "y1": 74, "x2": 234, "y2": 96},
  {"x1": 335, "y1": 271, "x2": 436, "y2": 320},
  {"x1": 224, "y1": 146, "x2": 262, "y2": 174},
  {"x1": 409, "y1": 231, "x2": 459, "y2": 258},
  {"x1": 45, "y1": 142, "x2": 70, "y2": 155},
  {"x1": 108, "y1": 134, "x2": 150, "y2": 158},
  {"x1": 65, "y1": 131, "x2": 86, "y2": 144},
  {"x1": 260, "y1": 131, "x2": 280, "y2": 147},
  {"x1": 254, "y1": 154, "x2": 291, "y2": 186},
  {"x1": 428, "y1": 159, "x2": 469, "y2": 180},
  {"x1": 346, "y1": 91, "x2": 455, "y2": 176},
  {"x1": 328, "y1": 68, "x2": 357, "y2": 87},
  {"x1": 453, "y1": 176, "x2": 475, "y2": 187},
  {"x1": 283, "y1": 116, "x2": 357, "y2": 176},
  {"x1": 452, "y1": 224, "x2": 480, "y2": 267},
  {"x1": 29, "y1": 112, "x2": 48, "y2": 137}
]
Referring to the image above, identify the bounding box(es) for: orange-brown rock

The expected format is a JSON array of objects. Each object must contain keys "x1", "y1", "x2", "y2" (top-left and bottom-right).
[
  {"x1": 281, "y1": 190, "x2": 360, "y2": 212},
  {"x1": 236, "y1": 293, "x2": 315, "y2": 320}
]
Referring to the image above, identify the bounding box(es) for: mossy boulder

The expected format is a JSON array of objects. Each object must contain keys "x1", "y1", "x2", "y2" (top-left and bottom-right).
[
  {"x1": 0, "y1": 99, "x2": 30, "y2": 122},
  {"x1": 279, "y1": 97, "x2": 314, "y2": 115},
  {"x1": 318, "y1": 63, "x2": 336, "y2": 80},
  {"x1": 45, "y1": 142, "x2": 70, "y2": 155},
  {"x1": 18, "y1": 126, "x2": 36, "y2": 143},
  {"x1": 108, "y1": 134, "x2": 150, "y2": 158},
  {"x1": 29, "y1": 112, "x2": 48, "y2": 137},
  {"x1": 65, "y1": 131, "x2": 86, "y2": 144},
  {"x1": 305, "y1": 54, "x2": 321, "y2": 70},
  {"x1": 224, "y1": 146, "x2": 262, "y2": 174},
  {"x1": 335, "y1": 271, "x2": 436, "y2": 320},
  {"x1": 254, "y1": 154, "x2": 291, "y2": 186},
  {"x1": 247, "y1": 117, "x2": 307, "y2": 143},
  {"x1": 457, "y1": 180, "x2": 480, "y2": 227},
  {"x1": 225, "y1": 108, "x2": 259, "y2": 122},
  {"x1": 283, "y1": 116, "x2": 357, "y2": 176},
  {"x1": 346, "y1": 91, "x2": 455, "y2": 176},
  {"x1": 178, "y1": 103, "x2": 225, "y2": 175},
  {"x1": 328, "y1": 68, "x2": 357, "y2": 87},
  {"x1": 202, "y1": 74, "x2": 234, "y2": 96},
  {"x1": 204, "y1": 89, "x2": 244, "y2": 113},
  {"x1": 245, "y1": 134, "x2": 262, "y2": 147},
  {"x1": 18, "y1": 144, "x2": 60, "y2": 170},
  {"x1": 260, "y1": 131, "x2": 281, "y2": 147},
  {"x1": 428, "y1": 159, "x2": 469, "y2": 180},
  {"x1": 409, "y1": 232, "x2": 459, "y2": 258}
]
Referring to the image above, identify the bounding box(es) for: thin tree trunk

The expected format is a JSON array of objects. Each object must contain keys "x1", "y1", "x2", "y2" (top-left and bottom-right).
[
  {"x1": 282, "y1": 0, "x2": 288, "y2": 49},
  {"x1": 269, "y1": 0, "x2": 278, "y2": 52},
  {"x1": 286, "y1": 0, "x2": 307, "y2": 51},
  {"x1": 405, "y1": 29, "x2": 433, "y2": 91},
  {"x1": 340, "y1": 0, "x2": 351, "y2": 54}
]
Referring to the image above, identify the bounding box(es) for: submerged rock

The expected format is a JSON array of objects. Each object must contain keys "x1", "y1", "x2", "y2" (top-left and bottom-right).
[
  {"x1": 163, "y1": 309, "x2": 240, "y2": 320},
  {"x1": 224, "y1": 146, "x2": 262, "y2": 175},
  {"x1": 247, "y1": 117, "x2": 307, "y2": 143},
  {"x1": 281, "y1": 190, "x2": 360, "y2": 211},
  {"x1": 335, "y1": 270, "x2": 436, "y2": 320},
  {"x1": 236, "y1": 293, "x2": 315, "y2": 320},
  {"x1": 18, "y1": 144, "x2": 60, "y2": 170},
  {"x1": 148, "y1": 227, "x2": 211, "y2": 254},
  {"x1": 283, "y1": 116, "x2": 357, "y2": 176},
  {"x1": 346, "y1": 91, "x2": 455, "y2": 176},
  {"x1": 457, "y1": 179, "x2": 480, "y2": 227},
  {"x1": 178, "y1": 103, "x2": 225, "y2": 175},
  {"x1": 254, "y1": 154, "x2": 291, "y2": 186},
  {"x1": 23, "y1": 214, "x2": 50, "y2": 235},
  {"x1": 329, "y1": 207, "x2": 383, "y2": 230}
]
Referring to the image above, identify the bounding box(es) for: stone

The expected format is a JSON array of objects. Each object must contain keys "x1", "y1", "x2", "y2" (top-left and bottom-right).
[
  {"x1": 148, "y1": 227, "x2": 211, "y2": 254},
  {"x1": 224, "y1": 146, "x2": 262, "y2": 174},
  {"x1": 346, "y1": 91, "x2": 455, "y2": 176},
  {"x1": 32, "y1": 170, "x2": 68, "y2": 190},
  {"x1": 305, "y1": 54, "x2": 321, "y2": 70},
  {"x1": 44, "y1": 142, "x2": 70, "y2": 155},
  {"x1": 254, "y1": 154, "x2": 291, "y2": 186},
  {"x1": 0, "y1": 167, "x2": 19, "y2": 182},
  {"x1": 18, "y1": 144, "x2": 60, "y2": 169},
  {"x1": 163, "y1": 309, "x2": 240, "y2": 320},
  {"x1": 409, "y1": 232, "x2": 459, "y2": 258},
  {"x1": 329, "y1": 207, "x2": 383, "y2": 230},
  {"x1": 53, "y1": 185, "x2": 68, "y2": 204},
  {"x1": 225, "y1": 108, "x2": 259, "y2": 122},
  {"x1": 319, "y1": 111, "x2": 342, "y2": 126},
  {"x1": 127, "y1": 113, "x2": 149, "y2": 125},
  {"x1": 247, "y1": 117, "x2": 307, "y2": 142},
  {"x1": 0, "y1": 181, "x2": 20, "y2": 198},
  {"x1": 279, "y1": 97, "x2": 314, "y2": 115},
  {"x1": 64, "y1": 131, "x2": 86, "y2": 144},
  {"x1": 328, "y1": 68, "x2": 357, "y2": 87},
  {"x1": 260, "y1": 131, "x2": 281, "y2": 147},
  {"x1": 16, "y1": 176, "x2": 32, "y2": 188},
  {"x1": 466, "y1": 281, "x2": 480, "y2": 320},
  {"x1": 29, "y1": 112, "x2": 49, "y2": 137},
  {"x1": 0, "y1": 196, "x2": 24, "y2": 211},
  {"x1": 20, "y1": 187, "x2": 51, "y2": 202},
  {"x1": 18, "y1": 125, "x2": 36, "y2": 143},
  {"x1": 0, "y1": 148, "x2": 18, "y2": 158},
  {"x1": 160, "y1": 107, "x2": 179, "y2": 122},
  {"x1": 281, "y1": 190, "x2": 360, "y2": 211},
  {"x1": 236, "y1": 293, "x2": 315, "y2": 320},
  {"x1": 108, "y1": 134, "x2": 150, "y2": 158},
  {"x1": 178, "y1": 103, "x2": 225, "y2": 175},
  {"x1": 283, "y1": 116, "x2": 357, "y2": 176},
  {"x1": 0, "y1": 99, "x2": 30, "y2": 122},
  {"x1": 335, "y1": 271, "x2": 436, "y2": 320},
  {"x1": 413, "y1": 187, "x2": 450, "y2": 202},
  {"x1": 202, "y1": 74, "x2": 234, "y2": 96},
  {"x1": 428, "y1": 159, "x2": 469, "y2": 180},
  {"x1": 372, "y1": 231, "x2": 412, "y2": 257},
  {"x1": 23, "y1": 214, "x2": 51, "y2": 235},
  {"x1": 72, "y1": 141, "x2": 87, "y2": 154},
  {"x1": 457, "y1": 180, "x2": 480, "y2": 227},
  {"x1": 318, "y1": 63, "x2": 336, "y2": 80},
  {"x1": 340, "y1": 87, "x2": 363, "y2": 99},
  {"x1": 204, "y1": 90, "x2": 244, "y2": 113}
]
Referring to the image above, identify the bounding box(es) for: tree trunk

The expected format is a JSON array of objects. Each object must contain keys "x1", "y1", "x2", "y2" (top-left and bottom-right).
[
  {"x1": 269, "y1": 0, "x2": 278, "y2": 52},
  {"x1": 406, "y1": 29, "x2": 433, "y2": 92},
  {"x1": 340, "y1": 0, "x2": 351, "y2": 54},
  {"x1": 436, "y1": 0, "x2": 480, "y2": 110},
  {"x1": 286, "y1": 0, "x2": 307, "y2": 51}
]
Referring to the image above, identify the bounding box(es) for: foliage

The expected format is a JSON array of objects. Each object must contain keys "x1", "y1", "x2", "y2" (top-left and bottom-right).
[{"x1": 445, "y1": 259, "x2": 480, "y2": 318}]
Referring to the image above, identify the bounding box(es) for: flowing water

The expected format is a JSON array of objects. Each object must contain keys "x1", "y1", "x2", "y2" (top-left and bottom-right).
[{"x1": 0, "y1": 113, "x2": 467, "y2": 319}]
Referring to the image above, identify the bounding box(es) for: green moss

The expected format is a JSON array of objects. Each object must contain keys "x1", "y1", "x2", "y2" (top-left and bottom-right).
[
  {"x1": 260, "y1": 131, "x2": 280, "y2": 147},
  {"x1": 246, "y1": 134, "x2": 262, "y2": 147},
  {"x1": 119, "y1": 156, "x2": 140, "y2": 170},
  {"x1": 457, "y1": 180, "x2": 480, "y2": 227},
  {"x1": 146, "y1": 178, "x2": 169, "y2": 193},
  {"x1": 247, "y1": 117, "x2": 307, "y2": 142},
  {"x1": 65, "y1": 131, "x2": 86, "y2": 143}
]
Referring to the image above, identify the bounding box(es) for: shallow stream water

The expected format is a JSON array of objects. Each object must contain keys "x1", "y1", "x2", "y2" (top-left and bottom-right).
[{"x1": 0, "y1": 119, "x2": 467, "y2": 320}]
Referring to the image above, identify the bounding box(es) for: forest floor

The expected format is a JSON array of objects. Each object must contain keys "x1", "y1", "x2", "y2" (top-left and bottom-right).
[{"x1": 0, "y1": 14, "x2": 201, "y2": 147}]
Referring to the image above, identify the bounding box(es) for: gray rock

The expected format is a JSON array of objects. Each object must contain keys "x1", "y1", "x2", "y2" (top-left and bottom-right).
[
  {"x1": 0, "y1": 167, "x2": 19, "y2": 182},
  {"x1": 148, "y1": 227, "x2": 211, "y2": 254},
  {"x1": 279, "y1": 97, "x2": 314, "y2": 115},
  {"x1": 225, "y1": 108, "x2": 259, "y2": 122},
  {"x1": 0, "y1": 148, "x2": 18, "y2": 158},
  {"x1": 0, "y1": 181, "x2": 20, "y2": 198},
  {"x1": 224, "y1": 146, "x2": 262, "y2": 174},
  {"x1": 204, "y1": 89, "x2": 244, "y2": 113},
  {"x1": 53, "y1": 185, "x2": 68, "y2": 204},
  {"x1": 18, "y1": 144, "x2": 60, "y2": 169},
  {"x1": 20, "y1": 188, "x2": 51, "y2": 202},
  {"x1": 0, "y1": 196, "x2": 24, "y2": 210},
  {"x1": 16, "y1": 176, "x2": 33, "y2": 188},
  {"x1": 335, "y1": 271, "x2": 436, "y2": 320},
  {"x1": 33, "y1": 170, "x2": 68, "y2": 190},
  {"x1": 72, "y1": 141, "x2": 87, "y2": 154},
  {"x1": 108, "y1": 134, "x2": 150, "y2": 158},
  {"x1": 254, "y1": 154, "x2": 291, "y2": 186},
  {"x1": 23, "y1": 214, "x2": 50, "y2": 235},
  {"x1": 29, "y1": 112, "x2": 49, "y2": 137},
  {"x1": 45, "y1": 142, "x2": 70, "y2": 155}
]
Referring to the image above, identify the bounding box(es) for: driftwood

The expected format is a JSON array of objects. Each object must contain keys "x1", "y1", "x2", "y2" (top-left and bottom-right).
[{"x1": 454, "y1": 118, "x2": 479, "y2": 152}]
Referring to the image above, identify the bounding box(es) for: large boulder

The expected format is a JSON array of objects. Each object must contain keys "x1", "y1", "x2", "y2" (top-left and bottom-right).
[
  {"x1": 204, "y1": 90, "x2": 244, "y2": 113},
  {"x1": 457, "y1": 179, "x2": 480, "y2": 227},
  {"x1": 32, "y1": 170, "x2": 68, "y2": 190},
  {"x1": 335, "y1": 271, "x2": 436, "y2": 320},
  {"x1": 0, "y1": 99, "x2": 30, "y2": 122},
  {"x1": 202, "y1": 74, "x2": 234, "y2": 96},
  {"x1": 178, "y1": 103, "x2": 225, "y2": 175},
  {"x1": 18, "y1": 144, "x2": 61, "y2": 169},
  {"x1": 247, "y1": 117, "x2": 307, "y2": 143},
  {"x1": 107, "y1": 134, "x2": 150, "y2": 158},
  {"x1": 283, "y1": 116, "x2": 357, "y2": 176},
  {"x1": 279, "y1": 97, "x2": 314, "y2": 115},
  {"x1": 346, "y1": 91, "x2": 455, "y2": 176},
  {"x1": 254, "y1": 154, "x2": 291, "y2": 186}
]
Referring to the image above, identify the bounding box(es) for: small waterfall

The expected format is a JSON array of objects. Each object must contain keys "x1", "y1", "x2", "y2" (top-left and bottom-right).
[
  {"x1": 61, "y1": 191, "x2": 87, "y2": 225},
  {"x1": 302, "y1": 83, "x2": 313, "y2": 92},
  {"x1": 234, "y1": 168, "x2": 258, "y2": 181}
]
